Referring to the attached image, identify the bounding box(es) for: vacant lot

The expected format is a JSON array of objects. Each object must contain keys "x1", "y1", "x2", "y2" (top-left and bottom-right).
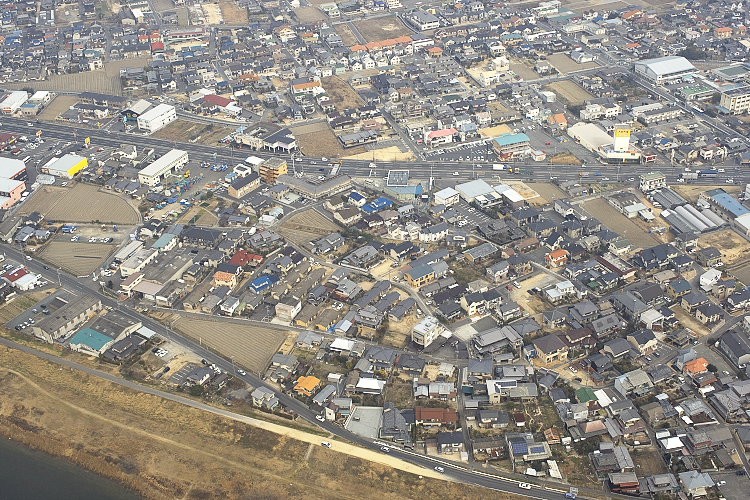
[
  {"x1": 179, "y1": 205, "x2": 219, "y2": 226},
  {"x1": 174, "y1": 317, "x2": 287, "y2": 374},
  {"x1": 583, "y1": 198, "x2": 657, "y2": 249},
  {"x1": 545, "y1": 80, "x2": 594, "y2": 105},
  {"x1": 353, "y1": 15, "x2": 411, "y2": 42},
  {"x1": 296, "y1": 127, "x2": 365, "y2": 158},
  {"x1": 19, "y1": 184, "x2": 141, "y2": 225},
  {"x1": 546, "y1": 54, "x2": 600, "y2": 74},
  {"x1": 673, "y1": 184, "x2": 741, "y2": 202},
  {"x1": 39, "y1": 241, "x2": 115, "y2": 276},
  {"x1": 698, "y1": 228, "x2": 748, "y2": 264},
  {"x1": 218, "y1": 0, "x2": 247, "y2": 23},
  {"x1": 527, "y1": 183, "x2": 568, "y2": 205},
  {"x1": 295, "y1": 6, "x2": 326, "y2": 23},
  {"x1": 334, "y1": 23, "x2": 360, "y2": 47},
  {"x1": 343, "y1": 146, "x2": 415, "y2": 161},
  {"x1": 729, "y1": 261, "x2": 750, "y2": 286},
  {"x1": 322, "y1": 77, "x2": 364, "y2": 112},
  {"x1": 8, "y1": 72, "x2": 119, "y2": 96},
  {"x1": 38, "y1": 95, "x2": 79, "y2": 121},
  {"x1": 279, "y1": 209, "x2": 339, "y2": 245},
  {"x1": 153, "y1": 119, "x2": 233, "y2": 145},
  {"x1": 509, "y1": 59, "x2": 540, "y2": 81},
  {"x1": 631, "y1": 448, "x2": 668, "y2": 475}
]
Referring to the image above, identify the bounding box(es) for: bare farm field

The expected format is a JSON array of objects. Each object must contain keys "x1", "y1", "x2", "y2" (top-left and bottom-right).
[
  {"x1": 19, "y1": 184, "x2": 140, "y2": 225},
  {"x1": 296, "y1": 127, "x2": 365, "y2": 158},
  {"x1": 9, "y1": 72, "x2": 120, "y2": 96},
  {"x1": 278, "y1": 209, "x2": 339, "y2": 245},
  {"x1": 546, "y1": 54, "x2": 600, "y2": 74},
  {"x1": 583, "y1": 198, "x2": 657, "y2": 249},
  {"x1": 321, "y1": 76, "x2": 364, "y2": 112},
  {"x1": 174, "y1": 317, "x2": 287, "y2": 374},
  {"x1": 38, "y1": 242, "x2": 115, "y2": 276},
  {"x1": 353, "y1": 15, "x2": 411, "y2": 42},
  {"x1": 697, "y1": 228, "x2": 748, "y2": 264},
  {"x1": 545, "y1": 80, "x2": 594, "y2": 106},
  {"x1": 153, "y1": 119, "x2": 233, "y2": 145}
]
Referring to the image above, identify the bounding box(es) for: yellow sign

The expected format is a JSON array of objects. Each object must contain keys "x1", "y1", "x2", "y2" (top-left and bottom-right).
[
  {"x1": 84, "y1": 137, "x2": 91, "y2": 145},
  {"x1": 614, "y1": 129, "x2": 631, "y2": 138}
]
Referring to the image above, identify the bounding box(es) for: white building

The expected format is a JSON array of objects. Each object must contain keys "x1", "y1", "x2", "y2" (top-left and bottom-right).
[
  {"x1": 137, "y1": 103, "x2": 176, "y2": 134},
  {"x1": 634, "y1": 56, "x2": 696, "y2": 85},
  {"x1": 412, "y1": 316, "x2": 446, "y2": 347},
  {"x1": 0, "y1": 91, "x2": 29, "y2": 114},
  {"x1": 138, "y1": 149, "x2": 188, "y2": 186},
  {"x1": 434, "y1": 187, "x2": 460, "y2": 206}
]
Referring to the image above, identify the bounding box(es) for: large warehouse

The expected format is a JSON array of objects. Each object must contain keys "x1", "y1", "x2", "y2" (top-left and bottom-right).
[
  {"x1": 137, "y1": 103, "x2": 176, "y2": 134},
  {"x1": 634, "y1": 56, "x2": 696, "y2": 84},
  {"x1": 42, "y1": 154, "x2": 88, "y2": 179},
  {"x1": 138, "y1": 149, "x2": 189, "y2": 186}
]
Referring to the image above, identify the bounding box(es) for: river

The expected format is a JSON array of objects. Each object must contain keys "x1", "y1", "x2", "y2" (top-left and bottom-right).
[{"x1": 0, "y1": 437, "x2": 138, "y2": 500}]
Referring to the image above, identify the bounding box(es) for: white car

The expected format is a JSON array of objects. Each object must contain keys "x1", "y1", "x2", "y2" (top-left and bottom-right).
[
  {"x1": 453, "y1": 172, "x2": 459, "y2": 176},
  {"x1": 519, "y1": 483, "x2": 532, "y2": 490},
  {"x1": 315, "y1": 415, "x2": 325, "y2": 422},
  {"x1": 380, "y1": 446, "x2": 390, "y2": 453},
  {"x1": 434, "y1": 466, "x2": 445, "y2": 473},
  {"x1": 236, "y1": 369, "x2": 247, "y2": 376},
  {"x1": 321, "y1": 441, "x2": 332, "y2": 448}
]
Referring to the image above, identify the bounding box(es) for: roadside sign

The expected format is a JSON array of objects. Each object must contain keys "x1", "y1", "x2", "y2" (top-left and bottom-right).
[
  {"x1": 84, "y1": 137, "x2": 91, "y2": 145},
  {"x1": 35, "y1": 129, "x2": 42, "y2": 137}
]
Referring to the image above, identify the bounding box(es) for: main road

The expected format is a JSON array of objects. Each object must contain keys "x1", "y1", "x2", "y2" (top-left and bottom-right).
[{"x1": 1, "y1": 117, "x2": 746, "y2": 187}]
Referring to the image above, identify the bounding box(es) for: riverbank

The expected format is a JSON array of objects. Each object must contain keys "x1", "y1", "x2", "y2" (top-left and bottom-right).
[
  {"x1": 0, "y1": 343, "x2": 510, "y2": 500},
  {"x1": 0, "y1": 436, "x2": 137, "y2": 500}
]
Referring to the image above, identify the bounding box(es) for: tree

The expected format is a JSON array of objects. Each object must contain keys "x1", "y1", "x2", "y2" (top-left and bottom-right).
[
  {"x1": 189, "y1": 385, "x2": 205, "y2": 397},
  {"x1": 573, "y1": 435, "x2": 602, "y2": 455}
]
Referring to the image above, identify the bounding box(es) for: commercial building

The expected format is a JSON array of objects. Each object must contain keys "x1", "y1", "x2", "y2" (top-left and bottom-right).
[
  {"x1": 41, "y1": 154, "x2": 88, "y2": 178},
  {"x1": 720, "y1": 86, "x2": 750, "y2": 115},
  {"x1": 634, "y1": 56, "x2": 696, "y2": 85},
  {"x1": 492, "y1": 133, "x2": 531, "y2": 158},
  {"x1": 567, "y1": 123, "x2": 641, "y2": 164},
  {"x1": 0, "y1": 178, "x2": 25, "y2": 208},
  {"x1": 0, "y1": 91, "x2": 29, "y2": 114},
  {"x1": 434, "y1": 187, "x2": 460, "y2": 206},
  {"x1": 138, "y1": 149, "x2": 188, "y2": 186},
  {"x1": 277, "y1": 174, "x2": 352, "y2": 199},
  {"x1": 136, "y1": 103, "x2": 176, "y2": 133},
  {"x1": 407, "y1": 11, "x2": 440, "y2": 30},
  {"x1": 258, "y1": 158, "x2": 289, "y2": 183},
  {"x1": 30, "y1": 294, "x2": 103, "y2": 343},
  {"x1": 0, "y1": 158, "x2": 27, "y2": 181},
  {"x1": 69, "y1": 328, "x2": 116, "y2": 355},
  {"x1": 639, "y1": 172, "x2": 667, "y2": 192}
]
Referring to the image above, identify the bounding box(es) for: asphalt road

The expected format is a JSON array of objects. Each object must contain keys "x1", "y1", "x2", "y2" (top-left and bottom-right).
[
  {"x1": 0, "y1": 244, "x2": 639, "y2": 499},
  {"x1": 1, "y1": 117, "x2": 747, "y2": 188}
]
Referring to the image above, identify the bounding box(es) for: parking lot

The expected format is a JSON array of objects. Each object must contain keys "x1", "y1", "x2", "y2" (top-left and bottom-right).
[
  {"x1": 426, "y1": 141, "x2": 497, "y2": 163},
  {"x1": 453, "y1": 200, "x2": 493, "y2": 227}
]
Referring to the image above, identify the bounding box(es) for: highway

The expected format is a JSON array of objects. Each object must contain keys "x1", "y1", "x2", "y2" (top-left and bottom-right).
[
  {"x1": 0, "y1": 243, "x2": 635, "y2": 499},
  {"x1": 1, "y1": 117, "x2": 747, "y2": 188}
]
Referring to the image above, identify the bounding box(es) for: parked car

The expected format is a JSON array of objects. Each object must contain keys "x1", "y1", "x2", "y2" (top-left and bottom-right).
[{"x1": 321, "y1": 441, "x2": 332, "y2": 448}]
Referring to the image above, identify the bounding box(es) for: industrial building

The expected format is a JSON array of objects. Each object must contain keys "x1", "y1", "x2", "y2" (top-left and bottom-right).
[
  {"x1": 0, "y1": 158, "x2": 27, "y2": 181},
  {"x1": 434, "y1": 187, "x2": 460, "y2": 206},
  {"x1": 137, "y1": 149, "x2": 188, "y2": 186},
  {"x1": 719, "y1": 86, "x2": 750, "y2": 115},
  {"x1": 136, "y1": 103, "x2": 177, "y2": 134},
  {"x1": 455, "y1": 179, "x2": 495, "y2": 202},
  {"x1": 0, "y1": 91, "x2": 29, "y2": 114},
  {"x1": 699, "y1": 188, "x2": 750, "y2": 219},
  {"x1": 634, "y1": 56, "x2": 696, "y2": 85},
  {"x1": 661, "y1": 204, "x2": 726, "y2": 234},
  {"x1": 41, "y1": 154, "x2": 88, "y2": 179}
]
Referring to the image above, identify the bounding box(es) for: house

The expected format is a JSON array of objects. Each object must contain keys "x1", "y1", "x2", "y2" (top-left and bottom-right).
[
  {"x1": 719, "y1": 329, "x2": 750, "y2": 368},
  {"x1": 545, "y1": 248, "x2": 569, "y2": 267},
  {"x1": 294, "y1": 375, "x2": 321, "y2": 397},
  {"x1": 627, "y1": 329, "x2": 658, "y2": 354},
  {"x1": 415, "y1": 406, "x2": 458, "y2": 428},
  {"x1": 614, "y1": 369, "x2": 654, "y2": 397},
  {"x1": 532, "y1": 334, "x2": 569, "y2": 363},
  {"x1": 678, "y1": 471, "x2": 714, "y2": 498},
  {"x1": 436, "y1": 431, "x2": 465, "y2": 454}
]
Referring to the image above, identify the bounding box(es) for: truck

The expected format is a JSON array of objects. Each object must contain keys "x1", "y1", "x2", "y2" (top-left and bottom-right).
[
  {"x1": 681, "y1": 172, "x2": 699, "y2": 180},
  {"x1": 492, "y1": 164, "x2": 506, "y2": 171},
  {"x1": 698, "y1": 169, "x2": 718, "y2": 178}
]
